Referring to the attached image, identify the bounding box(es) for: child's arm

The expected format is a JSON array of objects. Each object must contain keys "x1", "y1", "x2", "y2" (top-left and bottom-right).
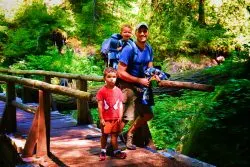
[
  {"x1": 97, "y1": 100, "x2": 105, "y2": 126},
  {"x1": 117, "y1": 46, "x2": 122, "y2": 51}
]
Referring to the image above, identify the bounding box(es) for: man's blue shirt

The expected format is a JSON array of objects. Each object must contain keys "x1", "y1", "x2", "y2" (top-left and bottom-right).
[{"x1": 119, "y1": 43, "x2": 153, "y2": 78}]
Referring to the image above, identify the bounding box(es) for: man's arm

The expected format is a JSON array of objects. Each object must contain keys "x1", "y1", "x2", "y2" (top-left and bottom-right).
[{"x1": 117, "y1": 62, "x2": 151, "y2": 87}]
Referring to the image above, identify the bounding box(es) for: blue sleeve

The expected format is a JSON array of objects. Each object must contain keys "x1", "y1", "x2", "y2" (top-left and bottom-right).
[
  {"x1": 149, "y1": 45, "x2": 154, "y2": 62},
  {"x1": 119, "y1": 45, "x2": 133, "y2": 66},
  {"x1": 150, "y1": 51, "x2": 153, "y2": 62}
]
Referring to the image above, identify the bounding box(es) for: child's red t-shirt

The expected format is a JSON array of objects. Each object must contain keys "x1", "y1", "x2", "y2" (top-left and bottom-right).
[{"x1": 96, "y1": 86, "x2": 123, "y2": 120}]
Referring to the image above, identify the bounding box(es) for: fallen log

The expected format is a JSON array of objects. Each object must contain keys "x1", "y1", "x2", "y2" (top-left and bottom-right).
[{"x1": 158, "y1": 80, "x2": 215, "y2": 92}]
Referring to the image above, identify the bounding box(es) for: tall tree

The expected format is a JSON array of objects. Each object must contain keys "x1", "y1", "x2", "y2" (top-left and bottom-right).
[{"x1": 198, "y1": 0, "x2": 206, "y2": 25}]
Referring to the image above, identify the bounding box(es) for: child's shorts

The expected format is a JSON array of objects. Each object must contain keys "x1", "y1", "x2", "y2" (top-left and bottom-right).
[{"x1": 101, "y1": 120, "x2": 121, "y2": 134}]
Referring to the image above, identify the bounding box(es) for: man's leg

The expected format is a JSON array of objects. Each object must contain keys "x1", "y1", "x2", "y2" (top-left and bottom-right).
[
  {"x1": 127, "y1": 113, "x2": 153, "y2": 135},
  {"x1": 119, "y1": 88, "x2": 136, "y2": 144},
  {"x1": 126, "y1": 104, "x2": 154, "y2": 150}
]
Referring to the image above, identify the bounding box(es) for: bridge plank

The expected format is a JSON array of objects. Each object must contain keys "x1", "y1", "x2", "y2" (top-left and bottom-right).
[{"x1": 0, "y1": 101, "x2": 188, "y2": 167}]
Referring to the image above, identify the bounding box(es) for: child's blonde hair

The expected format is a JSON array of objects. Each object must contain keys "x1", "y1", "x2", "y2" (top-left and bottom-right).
[
  {"x1": 103, "y1": 67, "x2": 117, "y2": 78},
  {"x1": 120, "y1": 24, "x2": 133, "y2": 33}
]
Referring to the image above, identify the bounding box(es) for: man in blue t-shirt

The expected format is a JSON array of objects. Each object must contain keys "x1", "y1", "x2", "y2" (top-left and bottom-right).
[{"x1": 117, "y1": 22, "x2": 154, "y2": 150}]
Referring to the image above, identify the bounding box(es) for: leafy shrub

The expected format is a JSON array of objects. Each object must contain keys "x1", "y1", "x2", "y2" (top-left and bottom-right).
[
  {"x1": 151, "y1": 91, "x2": 217, "y2": 150},
  {"x1": 2, "y1": 1, "x2": 77, "y2": 66},
  {"x1": 2, "y1": 2, "x2": 53, "y2": 65},
  {"x1": 182, "y1": 79, "x2": 250, "y2": 167},
  {"x1": 10, "y1": 47, "x2": 104, "y2": 78}
]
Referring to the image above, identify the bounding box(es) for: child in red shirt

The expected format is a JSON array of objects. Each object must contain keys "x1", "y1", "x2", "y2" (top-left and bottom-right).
[{"x1": 96, "y1": 67, "x2": 127, "y2": 161}]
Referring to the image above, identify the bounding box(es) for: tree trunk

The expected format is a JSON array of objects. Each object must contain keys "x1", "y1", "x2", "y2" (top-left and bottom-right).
[{"x1": 198, "y1": 0, "x2": 206, "y2": 26}]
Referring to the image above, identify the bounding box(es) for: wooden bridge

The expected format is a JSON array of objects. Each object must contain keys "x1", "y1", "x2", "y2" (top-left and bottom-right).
[{"x1": 0, "y1": 68, "x2": 214, "y2": 167}]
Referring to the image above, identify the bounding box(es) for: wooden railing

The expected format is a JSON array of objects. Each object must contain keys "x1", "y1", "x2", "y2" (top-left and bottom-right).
[
  {"x1": 0, "y1": 69, "x2": 103, "y2": 157},
  {"x1": 0, "y1": 68, "x2": 103, "y2": 123},
  {"x1": 0, "y1": 68, "x2": 214, "y2": 158}
]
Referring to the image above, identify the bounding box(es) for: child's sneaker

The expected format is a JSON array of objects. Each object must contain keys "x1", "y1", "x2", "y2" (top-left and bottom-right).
[
  {"x1": 99, "y1": 151, "x2": 106, "y2": 161},
  {"x1": 114, "y1": 150, "x2": 127, "y2": 159}
]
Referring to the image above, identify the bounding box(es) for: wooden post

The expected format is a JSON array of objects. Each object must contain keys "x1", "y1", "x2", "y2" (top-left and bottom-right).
[
  {"x1": 22, "y1": 107, "x2": 39, "y2": 157},
  {"x1": 22, "y1": 90, "x2": 50, "y2": 157},
  {"x1": 76, "y1": 79, "x2": 92, "y2": 125},
  {"x1": 44, "y1": 76, "x2": 57, "y2": 111},
  {"x1": 0, "y1": 81, "x2": 16, "y2": 133},
  {"x1": 22, "y1": 74, "x2": 34, "y2": 103},
  {"x1": 44, "y1": 76, "x2": 51, "y2": 84},
  {"x1": 37, "y1": 89, "x2": 50, "y2": 157}
]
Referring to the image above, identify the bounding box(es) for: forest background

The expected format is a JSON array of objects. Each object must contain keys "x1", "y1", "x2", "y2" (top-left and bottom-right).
[{"x1": 0, "y1": 0, "x2": 249, "y2": 166}]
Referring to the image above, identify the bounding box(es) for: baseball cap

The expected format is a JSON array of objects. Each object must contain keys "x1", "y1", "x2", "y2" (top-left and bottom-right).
[{"x1": 135, "y1": 22, "x2": 149, "y2": 31}]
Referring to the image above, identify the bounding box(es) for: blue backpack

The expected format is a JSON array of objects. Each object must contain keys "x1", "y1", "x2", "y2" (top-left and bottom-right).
[{"x1": 101, "y1": 33, "x2": 134, "y2": 69}]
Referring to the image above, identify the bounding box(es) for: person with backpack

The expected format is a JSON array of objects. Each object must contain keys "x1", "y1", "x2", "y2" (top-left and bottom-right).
[
  {"x1": 117, "y1": 22, "x2": 159, "y2": 150},
  {"x1": 101, "y1": 24, "x2": 133, "y2": 69}
]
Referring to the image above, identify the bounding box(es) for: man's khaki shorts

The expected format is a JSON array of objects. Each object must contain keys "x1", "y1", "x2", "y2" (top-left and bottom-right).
[{"x1": 121, "y1": 85, "x2": 153, "y2": 121}]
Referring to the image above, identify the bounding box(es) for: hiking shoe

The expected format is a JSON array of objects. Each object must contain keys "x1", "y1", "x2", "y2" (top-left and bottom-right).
[
  {"x1": 114, "y1": 151, "x2": 127, "y2": 159},
  {"x1": 99, "y1": 152, "x2": 106, "y2": 161},
  {"x1": 126, "y1": 133, "x2": 136, "y2": 150}
]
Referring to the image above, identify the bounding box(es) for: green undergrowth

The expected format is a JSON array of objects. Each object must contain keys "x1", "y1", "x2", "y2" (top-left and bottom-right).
[
  {"x1": 149, "y1": 52, "x2": 249, "y2": 166},
  {"x1": 150, "y1": 90, "x2": 217, "y2": 150},
  {"x1": 61, "y1": 51, "x2": 249, "y2": 166}
]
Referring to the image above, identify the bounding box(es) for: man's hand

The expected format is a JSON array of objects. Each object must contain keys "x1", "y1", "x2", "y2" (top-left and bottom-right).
[
  {"x1": 138, "y1": 77, "x2": 150, "y2": 87},
  {"x1": 152, "y1": 75, "x2": 161, "y2": 82}
]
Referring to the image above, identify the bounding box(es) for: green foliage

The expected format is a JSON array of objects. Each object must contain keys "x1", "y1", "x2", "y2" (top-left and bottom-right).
[
  {"x1": 212, "y1": 0, "x2": 249, "y2": 37},
  {"x1": 0, "y1": 1, "x2": 249, "y2": 166},
  {"x1": 4, "y1": 28, "x2": 38, "y2": 63},
  {"x1": 202, "y1": 45, "x2": 250, "y2": 80},
  {"x1": 150, "y1": 49, "x2": 249, "y2": 166},
  {"x1": 150, "y1": 91, "x2": 217, "y2": 149},
  {"x1": 78, "y1": 0, "x2": 139, "y2": 44},
  {"x1": 1, "y1": 0, "x2": 249, "y2": 67},
  {"x1": 78, "y1": 0, "x2": 95, "y2": 40},
  {"x1": 10, "y1": 47, "x2": 103, "y2": 76},
  {"x1": 1, "y1": 1, "x2": 77, "y2": 66},
  {"x1": 146, "y1": 0, "x2": 249, "y2": 62},
  {"x1": 70, "y1": 108, "x2": 100, "y2": 126},
  {"x1": 0, "y1": 12, "x2": 8, "y2": 60},
  {"x1": 49, "y1": 5, "x2": 76, "y2": 35},
  {"x1": 181, "y1": 79, "x2": 250, "y2": 166},
  {"x1": 14, "y1": 2, "x2": 51, "y2": 28},
  {"x1": 147, "y1": 0, "x2": 198, "y2": 58},
  {"x1": 89, "y1": 108, "x2": 100, "y2": 126},
  {"x1": 2, "y1": 2, "x2": 52, "y2": 65}
]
